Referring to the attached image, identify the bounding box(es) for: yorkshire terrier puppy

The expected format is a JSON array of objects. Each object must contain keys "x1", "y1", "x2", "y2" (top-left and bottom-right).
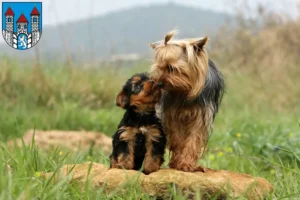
[
  {"x1": 109, "y1": 73, "x2": 166, "y2": 174},
  {"x1": 149, "y1": 30, "x2": 225, "y2": 172}
]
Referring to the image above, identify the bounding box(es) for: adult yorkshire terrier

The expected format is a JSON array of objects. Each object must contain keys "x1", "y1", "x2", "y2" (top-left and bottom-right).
[
  {"x1": 149, "y1": 30, "x2": 225, "y2": 172},
  {"x1": 110, "y1": 73, "x2": 166, "y2": 174}
]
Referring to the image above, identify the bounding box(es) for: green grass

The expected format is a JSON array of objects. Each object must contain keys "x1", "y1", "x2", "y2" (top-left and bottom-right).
[{"x1": 0, "y1": 60, "x2": 300, "y2": 199}]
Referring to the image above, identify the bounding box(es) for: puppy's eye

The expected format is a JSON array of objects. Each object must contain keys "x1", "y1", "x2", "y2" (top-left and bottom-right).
[
  {"x1": 136, "y1": 85, "x2": 142, "y2": 90},
  {"x1": 167, "y1": 65, "x2": 174, "y2": 73},
  {"x1": 132, "y1": 84, "x2": 143, "y2": 93}
]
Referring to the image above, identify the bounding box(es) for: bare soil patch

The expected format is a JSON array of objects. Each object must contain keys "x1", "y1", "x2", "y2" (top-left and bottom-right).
[
  {"x1": 42, "y1": 162, "x2": 274, "y2": 199},
  {"x1": 8, "y1": 129, "x2": 112, "y2": 153}
]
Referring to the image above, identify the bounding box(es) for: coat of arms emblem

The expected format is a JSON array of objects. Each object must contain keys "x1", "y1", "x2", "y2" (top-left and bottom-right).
[{"x1": 2, "y1": 2, "x2": 42, "y2": 50}]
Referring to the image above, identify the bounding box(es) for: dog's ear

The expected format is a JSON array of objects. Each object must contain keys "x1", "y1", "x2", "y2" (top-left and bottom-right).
[
  {"x1": 191, "y1": 37, "x2": 209, "y2": 51},
  {"x1": 116, "y1": 90, "x2": 130, "y2": 109},
  {"x1": 150, "y1": 42, "x2": 158, "y2": 49}
]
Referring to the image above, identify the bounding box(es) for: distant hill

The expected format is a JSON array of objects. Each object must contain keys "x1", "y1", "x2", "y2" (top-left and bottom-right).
[{"x1": 0, "y1": 3, "x2": 231, "y2": 61}]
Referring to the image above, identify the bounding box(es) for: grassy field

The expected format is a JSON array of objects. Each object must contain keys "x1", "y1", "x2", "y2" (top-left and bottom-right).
[{"x1": 0, "y1": 57, "x2": 299, "y2": 199}]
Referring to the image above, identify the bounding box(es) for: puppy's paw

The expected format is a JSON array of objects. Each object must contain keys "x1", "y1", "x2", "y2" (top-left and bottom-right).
[
  {"x1": 143, "y1": 167, "x2": 160, "y2": 175},
  {"x1": 142, "y1": 170, "x2": 151, "y2": 175}
]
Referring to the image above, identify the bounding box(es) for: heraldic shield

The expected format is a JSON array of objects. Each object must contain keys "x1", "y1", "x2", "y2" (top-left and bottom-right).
[{"x1": 2, "y1": 2, "x2": 42, "y2": 50}]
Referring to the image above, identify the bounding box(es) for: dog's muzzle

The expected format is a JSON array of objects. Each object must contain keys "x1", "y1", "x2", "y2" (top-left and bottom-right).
[{"x1": 157, "y1": 82, "x2": 164, "y2": 88}]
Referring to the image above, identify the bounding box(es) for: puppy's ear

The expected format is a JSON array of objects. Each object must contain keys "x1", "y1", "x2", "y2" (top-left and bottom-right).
[
  {"x1": 190, "y1": 37, "x2": 209, "y2": 52},
  {"x1": 116, "y1": 90, "x2": 129, "y2": 109}
]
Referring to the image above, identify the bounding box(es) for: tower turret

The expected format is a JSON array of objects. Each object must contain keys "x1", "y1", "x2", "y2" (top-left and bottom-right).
[
  {"x1": 30, "y1": 6, "x2": 40, "y2": 45},
  {"x1": 4, "y1": 6, "x2": 14, "y2": 45},
  {"x1": 16, "y1": 13, "x2": 28, "y2": 34}
]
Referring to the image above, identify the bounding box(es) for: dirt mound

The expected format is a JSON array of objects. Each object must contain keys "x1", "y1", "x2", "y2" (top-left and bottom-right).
[
  {"x1": 42, "y1": 162, "x2": 273, "y2": 199},
  {"x1": 8, "y1": 130, "x2": 112, "y2": 153}
]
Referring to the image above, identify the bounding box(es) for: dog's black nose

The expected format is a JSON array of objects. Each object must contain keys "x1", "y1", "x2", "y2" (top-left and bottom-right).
[{"x1": 157, "y1": 82, "x2": 164, "y2": 88}]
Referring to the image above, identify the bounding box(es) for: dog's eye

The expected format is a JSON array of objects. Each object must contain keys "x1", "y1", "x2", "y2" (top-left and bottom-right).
[
  {"x1": 167, "y1": 65, "x2": 175, "y2": 73},
  {"x1": 132, "y1": 84, "x2": 143, "y2": 93}
]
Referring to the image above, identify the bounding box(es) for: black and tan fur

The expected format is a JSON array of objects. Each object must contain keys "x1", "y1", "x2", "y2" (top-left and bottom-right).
[
  {"x1": 149, "y1": 30, "x2": 225, "y2": 172},
  {"x1": 109, "y1": 73, "x2": 166, "y2": 174}
]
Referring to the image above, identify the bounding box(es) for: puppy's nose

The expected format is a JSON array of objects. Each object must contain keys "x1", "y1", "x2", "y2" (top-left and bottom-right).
[{"x1": 157, "y1": 82, "x2": 164, "y2": 88}]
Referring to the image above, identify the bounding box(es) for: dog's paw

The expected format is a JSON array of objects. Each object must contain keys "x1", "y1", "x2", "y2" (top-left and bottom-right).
[
  {"x1": 194, "y1": 166, "x2": 206, "y2": 173},
  {"x1": 142, "y1": 170, "x2": 151, "y2": 175},
  {"x1": 171, "y1": 165, "x2": 206, "y2": 173},
  {"x1": 175, "y1": 165, "x2": 195, "y2": 172},
  {"x1": 143, "y1": 167, "x2": 160, "y2": 175}
]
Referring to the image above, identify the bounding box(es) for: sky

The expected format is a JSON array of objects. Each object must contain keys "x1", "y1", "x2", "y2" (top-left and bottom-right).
[{"x1": 0, "y1": 0, "x2": 299, "y2": 27}]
